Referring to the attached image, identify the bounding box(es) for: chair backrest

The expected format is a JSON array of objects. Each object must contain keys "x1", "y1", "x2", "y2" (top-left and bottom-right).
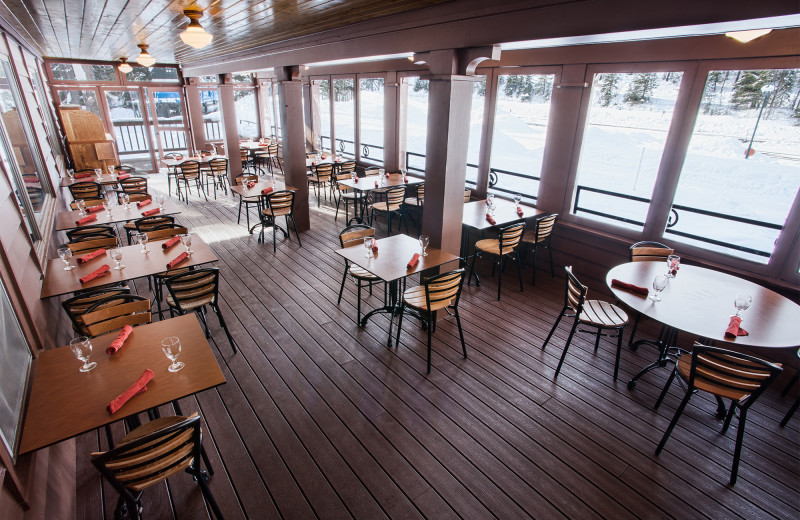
[
  {"x1": 116, "y1": 165, "x2": 135, "y2": 175},
  {"x1": 236, "y1": 174, "x2": 259, "y2": 185},
  {"x1": 335, "y1": 172, "x2": 353, "y2": 191},
  {"x1": 424, "y1": 269, "x2": 466, "y2": 309},
  {"x1": 264, "y1": 190, "x2": 294, "y2": 214},
  {"x1": 67, "y1": 236, "x2": 118, "y2": 255},
  {"x1": 313, "y1": 163, "x2": 333, "y2": 178},
  {"x1": 62, "y1": 286, "x2": 131, "y2": 335},
  {"x1": 82, "y1": 294, "x2": 151, "y2": 337},
  {"x1": 179, "y1": 160, "x2": 200, "y2": 176},
  {"x1": 414, "y1": 183, "x2": 425, "y2": 202},
  {"x1": 134, "y1": 215, "x2": 176, "y2": 232},
  {"x1": 91, "y1": 414, "x2": 203, "y2": 496},
  {"x1": 339, "y1": 224, "x2": 375, "y2": 248},
  {"x1": 70, "y1": 197, "x2": 105, "y2": 210},
  {"x1": 69, "y1": 181, "x2": 102, "y2": 200},
  {"x1": 146, "y1": 224, "x2": 188, "y2": 241},
  {"x1": 464, "y1": 189, "x2": 472, "y2": 203},
  {"x1": 164, "y1": 268, "x2": 220, "y2": 313},
  {"x1": 630, "y1": 241, "x2": 673, "y2": 262},
  {"x1": 267, "y1": 143, "x2": 279, "y2": 156},
  {"x1": 119, "y1": 192, "x2": 150, "y2": 204},
  {"x1": 385, "y1": 186, "x2": 406, "y2": 209},
  {"x1": 118, "y1": 176, "x2": 148, "y2": 193},
  {"x1": 363, "y1": 167, "x2": 380, "y2": 177},
  {"x1": 209, "y1": 158, "x2": 228, "y2": 175},
  {"x1": 563, "y1": 266, "x2": 588, "y2": 314},
  {"x1": 498, "y1": 222, "x2": 525, "y2": 252},
  {"x1": 534, "y1": 213, "x2": 558, "y2": 241},
  {"x1": 66, "y1": 225, "x2": 117, "y2": 241},
  {"x1": 339, "y1": 160, "x2": 356, "y2": 172}
]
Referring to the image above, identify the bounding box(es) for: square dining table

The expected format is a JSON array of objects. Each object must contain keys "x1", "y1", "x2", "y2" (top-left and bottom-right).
[
  {"x1": 18, "y1": 314, "x2": 226, "y2": 454},
  {"x1": 61, "y1": 173, "x2": 123, "y2": 188},
  {"x1": 55, "y1": 198, "x2": 183, "y2": 231},
  {"x1": 336, "y1": 174, "x2": 423, "y2": 224}
]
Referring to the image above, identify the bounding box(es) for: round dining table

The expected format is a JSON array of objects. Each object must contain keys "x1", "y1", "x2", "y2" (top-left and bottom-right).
[{"x1": 607, "y1": 261, "x2": 800, "y2": 387}]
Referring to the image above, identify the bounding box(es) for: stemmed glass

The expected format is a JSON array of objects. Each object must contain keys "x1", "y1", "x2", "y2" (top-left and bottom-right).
[
  {"x1": 111, "y1": 248, "x2": 125, "y2": 270},
  {"x1": 419, "y1": 235, "x2": 429, "y2": 256},
  {"x1": 67, "y1": 169, "x2": 75, "y2": 180},
  {"x1": 76, "y1": 198, "x2": 86, "y2": 216},
  {"x1": 350, "y1": 170, "x2": 357, "y2": 181},
  {"x1": 70, "y1": 336, "x2": 97, "y2": 372},
  {"x1": 513, "y1": 193, "x2": 522, "y2": 207},
  {"x1": 488, "y1": 200, "x2": 497, "y2": 216},
  {"x1": 487, "y1": 192, "x2": 495, "y2": 206},
  {"x1": 180, "y1": 234, "x2": 193, "y2": 255},
  {"x1": 161, "y1": 336, "x2": 185, "y2": 372},
  {"x1": 58, "y1": 247, "x2": 75, "y2": 270},
  {"x1": 94, "y1": 168, "x2": 102, "y2": 179},
  {"x1": 156, "y1": 193, "x2": 166, "y2": 210},
  {"x1": 363, "y1": 236, "x2": 374, "y2": 258},
  {"x1": 107, "y1": 164, "x2": 114, "y2": 176},
  {"x1": 121, "y1": 193, "x2": 130, "y2": 210},
  {"x1": 734, "y1": 293, "x2": 752, "y2": 316},
  {"x1": 650, "y1": 274, "x2": 668, "y2": 302},
  {"x1": 666, "y1": 254, "x2": 680, "y2": 278},
  {"x1": 137, "y1": 232, "x2": 150, "y2": 254},
  {"x1": 102, "y1": 198, "x2": 112, "y2": 216}
]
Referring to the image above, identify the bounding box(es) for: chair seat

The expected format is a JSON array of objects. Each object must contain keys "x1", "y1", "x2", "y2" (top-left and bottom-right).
[
  {"x1": 675, "y1": 354, "x2": 751, "y2": 402},
  {"x1": 475, "y1": 238, "x2": 517, "y2": 256},
  {"x1": 241, "y1": 195, "x2": 260, "y2": 203},
  {"x1": 262, "y1": 207, "x2": 292, "y2": 217},
  {"x1": 167, "y1": 293, "x2": 214, "y2": 311},
  {"x1": 404, "y1": 197, "x2": 423, "y2": 206},
  {"x1": 154, "y1": 267, "x2": 191, "y2": 279},
  {"x1": 308, "y1": 175, "x2": 330, "y2": 183},
  {"x1": 370, "y1": 201, "x2": 400, "y2": 212},
  {"x1": 521, "y1": 230, "x2": 547, "y2": 244},
  {"x1": 349, "y1": 265, "x2": 379, "y2": 280},
  {"x1": 340, "y1": 191, "x2": 359, "y2": 200},
  {"x1": 578, "y1": 300, "x2": 629, "y2": 329},
  {"x1": 403, "y1": 285, "x2": 453, "y2": 312}
]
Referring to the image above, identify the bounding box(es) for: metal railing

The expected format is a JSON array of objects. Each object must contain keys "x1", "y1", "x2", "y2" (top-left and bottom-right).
[
  {"x1": 320, "y1": 136, "x2": 384, "y2": 164},
  {"x1": 111, "y1": 120, "x2": 187, "y2": 157}
]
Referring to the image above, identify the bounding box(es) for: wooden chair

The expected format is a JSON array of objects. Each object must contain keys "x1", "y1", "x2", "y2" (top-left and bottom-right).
[
  {"x1": 178, "y1": 161, "x2": 207, "y2": 202},
  {"x1": 628, "y1": 241, "x2": 674, "y2": 346},
  {"x1": 265, "y1": 143, "x2": 282, "y2": 174},
  {"x1": 235, "y1": 174, "x2": 260, "y2": 229},
  {"x1": 403, "y1": 183, "x2": 424, "y2": 234},
  {"x1": 369, "y1": 185, "x2": 407, "y2": 235},
  {"x1": 542, "y1": 266, "x2": 629, "y2": 380},
  {"x1": 334, "y1": 160, "x2": 357, "y2": 197},
  {"x1": 66, "y1": 235, "x2": 118, "y2": 256},
  {"x1": 81, "y1": 294, "x2": 151, "y2": 337},
  {"x1": 205, "y1": 158, "x2": 229, "y2": 199},
  {"x1": 163, "y1": 267, "x2": 237, "y2": 354},
  {"x1": 337, "y1": 225, "x2": 384, "y2": 324},
  {"x1": 91, "y1": 413, "x2": 223, "y2": 520},
  {"x1": 395, "y1": 269, "x2": 467, "y2": 373},
  {"x1": 334, "y1": 172, "x2": 359, "y2": 222},
  {"x1": 308, "y1": 163, "x2": 333, "y2": 206},
  {"x1": 258, "y1": 190, "x2": 301, "y2": 253},
  {"x1": 520, "y1": 213, "x2": 558, "y2": 285},
  {"x1": 68, "y1": 181, "x2": 102, "y2": 200},
  {"x1": 117, "y1": 192, "x2": 150, "y2": 205},
  {"x1": 117, "y1": 176, "x2": 148, "y2": 194},
  {"x1": 163, "y1": 152, "x2": 184, "y2": 197},
  {"x1": 468, "y1": 222, "x2": 525, "y2": 300},
  {"x1": 62, "y1": 286, "x2": 131, "y2": 336},
  {"x1": 126, "y1": 214, "x2": 176, "y2": 245},
  {"x1": 146, "y1": 224, "x2": 188, "y2": 242},
  {"x1": 66, "y1": 224, "x2": 117, "y2": 241},
  {"x1": 240, "y1": 148, "x2": 252, "y2": 173},
  {"x1": 654, "y1": 343, "x2": 782, "y2": 485},
  {"x1": 70, "y1": 197, "x2": 105, "y2": 210},
  {"x1": 464, "y1": 189, "x2": 472, "y2": 203}
]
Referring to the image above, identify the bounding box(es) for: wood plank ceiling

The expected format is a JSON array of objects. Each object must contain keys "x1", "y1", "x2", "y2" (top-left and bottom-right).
[{"x1": 0, "y1": 0, "x2": 458, "y2": 65}]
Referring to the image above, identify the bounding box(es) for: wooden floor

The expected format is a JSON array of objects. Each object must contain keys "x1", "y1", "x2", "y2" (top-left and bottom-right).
[{"x1": 73, "y1": 172, "x2": 800, "y2": 519}]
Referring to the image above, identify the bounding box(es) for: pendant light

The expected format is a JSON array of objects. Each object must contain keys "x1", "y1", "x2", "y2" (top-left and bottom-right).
[
  {"x1": 136, "y1": 44, "x2": 155, "y2": 67},
  {"x1": 117, "y1": 57, "x2": 133, "y2": 74},
  {"x1": 725, "y1": 29, "x2": 772, "y2": 43},
  {"x1": 180, "y1": 8, "x2": 213, "y2": 49}
]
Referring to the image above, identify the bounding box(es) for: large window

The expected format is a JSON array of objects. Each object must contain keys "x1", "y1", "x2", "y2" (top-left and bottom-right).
[
  {"x1": 201, "y1": 89, "x2": 221, "y2": 141},
  {"x1": 124, "y1": 67, "x2": 180, "y2": 83},
  {"x1": 333, "y1": 78, "x2": 355, "y2": 158},
  {"x1": 57, "y1": 89, "x2": 102, "y2": 118},
  {"x1": 234, "y1": 89, "x2": 259, "y2": 139},
  {"x1": 104, "y1": 89, "x2": 155, "y2": 172},
  {"x1": 403, "y1": 76, "x2": 429, "y2": 173},
  {"x1": 359, "y1": 77, "x2": 384, "y2": 164},
  {"x1": 50, "y1": 62, "x2": 116, "y2": 82},
  {"x1": 315, "y1": 79, "x2": 331, "y2": 152},
  {"x1": 466, "y1": 77, "x2": 486, "y2": 187}
]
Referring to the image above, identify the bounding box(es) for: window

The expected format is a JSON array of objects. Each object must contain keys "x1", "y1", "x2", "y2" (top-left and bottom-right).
[
  {"x1": 232, "y1": 73, "x2": 254, "y2": 84},
  {"x1": 124, "y1": 67, "x2": 180, "y2": 83},
  {"x1": 234, "y1": 89, "x2": 259, "y2": 139},
  {"x1": 403, "y1": 76, "x2": 429, "y2": 173},
  {"x1": 57, "y1": 89, "x2": 102, "y2": 118},
  {"x1": 199, "y1": 75, "x2": 218, "y2": 84},
  {"x1": 273, "y1": 83, "x2": 282, "y2": 140},
  {"x1": 201, "y1": 89, "x2": 221, "y2": 140},
  {"x1": 669, "y1": 67, "x2": 800, "y2": 264},
  {"x1": 263, "y1": 82, "x2": 276, "y2": 139},
  {"x1": 50, "y1": 62, "x2": 115, "y2": 82},
  {"x1": 104, "y1": 89, "x2": 155, "y2": 172},
  {"x1": 466, "y1": 76, "x2": 486, "y2": 187},
  {"x1": 333, "y1": 78, "x2": 355, "y2": 158},
  {"x1": 572, "y1": 70, "x2": 683, "y2": 230},
  {"x1": 359, "y1": 77, "x2": 384, "y2": 164},
  {"x1": 315, "y1": 79, "x2": 331, "y2": 151}
]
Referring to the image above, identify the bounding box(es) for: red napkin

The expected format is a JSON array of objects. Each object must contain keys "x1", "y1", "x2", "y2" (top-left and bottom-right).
[
  {"x1": 407, "y1": 253, "x2": 420, "y2": 269},
  {"x1": 79, "y1": 264, "x2": 110, "y2": 285},
  {"x1": 724, "y1": 316, "x2": 749, "y2": 340},
  {"x1": 117, "y1": 174, "x2": 131, "y2": 181},
  {"x1": 162, "y1": 236, "x2": 180, "y2": 250},
  {"x1": 107, "y1": 369, "x2": 153, "y2": 414},
  {"x1": 77, "y1": 248, "x2": 106, "y2": 264},
  {"x1": 136, "y1": 199, "x2": 152, "y2": 208},
  {"x1": 86, "y1": 205, "x2": 104, "y2": 214},
  {"x1": 261, "y1": 187, "x2": 273, "y2": 195},
  {"x1": 167, "y1": 252, "x2": 189, "y2": 270},
  {"x1": 517, "y1": 207, "x2": 524, "y2": 217},
  {"x1": 385, "y1": 172, "x2": 390, "y2": 178},
  {"x1": 485, "y1": 214, "x2": 496, "y2": 225},
  {"x1": 106, "y1": 324, "x2": 133, "y2": 355},
  {"x1": 76, "y1": 214, "x2": 97, "y2": 225},
  {"x1": 372, "y1": 244, "x2": 378, "y2": 253},
  {"x1": 74, "y1": 172, "x2": 92, "y2": 179},
  {"x1": 354, "y1": 177, "x2": 359, "y2": 183},
  {"x1": 374, "y1": 180, "x2": 379, "y2": 188},
  {"x1": 142, "y1": 208, "x2": 160, "y2": 216},
  {"x1": 321, "y1": 155, "x2": 327, "y2": 160},
  {"x1": 611, "y1": 279, "x2": 648, "y2": 296},
  {"x1": 246, "y1": 181, "x2": 255, "y2": 189},
  {"x1": 404, "y1": 177, "x2": 409, "y2": 184},
  {"x1": 311, "y1": 161, "x2": 316, "y2": 166},
  {"x1": 335, "y1": 158, "x2": 341, "y2": 163}
]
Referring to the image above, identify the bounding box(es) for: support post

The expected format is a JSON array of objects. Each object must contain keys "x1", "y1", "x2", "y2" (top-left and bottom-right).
[
  {"x1": 218, "y1": 73, "x2": 243, "y2": 183},
  {"x1": 277, "y1": 66, "x2": 310, "y2": 232}
]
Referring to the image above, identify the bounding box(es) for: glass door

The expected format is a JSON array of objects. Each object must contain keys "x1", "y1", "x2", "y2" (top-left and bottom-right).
[
  {"x1": 147, "y1": 87, "x2": 191, "y2": 158},
  {"x1": 102, "y1": 88, "x2": 156, "y2": 172}
]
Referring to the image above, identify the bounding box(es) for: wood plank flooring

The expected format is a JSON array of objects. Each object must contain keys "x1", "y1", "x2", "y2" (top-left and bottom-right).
[{"x1": 72, "y1": 172, "x2": 800, "y2": 519}]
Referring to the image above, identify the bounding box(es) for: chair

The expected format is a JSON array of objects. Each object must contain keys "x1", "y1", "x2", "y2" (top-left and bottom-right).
[
  {"x1": 520, "y1": 213, "x2": 558, "y2": 285},
  {"x1": 308, "y1": 163, "x2": 333, "y2": 206},
  {"x1": 235, "y1": 174, "x2": 260, "y2": 229},
  {"x1": 395, "y1": 269, "x2": 467, "y2": 373},
  {"x1": 468, "y1": 222, "x2": 525, "y2": 300},
  {"x1": 178, "y1": 161, "x2": 207, "y2": 202},
  {"x1": 464, "y1": 189, "x2": 472, "y2": 203},
  {"x1": 91, "y1": 413, "x2": 223, "y2": 520},
  {"x1": 780, "y1": 348, "x2": 800, "y2": 427},
  {"x1": 369, "y1": 185, "x2": 407, "y2": 235},
  {"x1": 258, "y1": 190, "x2": 301, "y2": 253},
  {"x1": 542, "y1": 266, "x2": 629, "y2": 380},
  {"x1": 62, "y1": 286, "x2": 131, "y2": 336},
  {"x1": 334, "y1": 160, "x2": 357, "y2": 195},
  {"x1": 68, "y1": 181, "x2": 102, "y2": 200},
  {"x1": 117, "y1": 192, "x2": 150, "y2": 205},
  {"x1": 334, "y1": 172, "x2": 359, "y2": 222},
  {"x1": 70, "y1": 197, "x2": 105, "y2": 210},
  {"x1": 146, "y1": 224, "x2": 188, "y2": 242},
  {"x1": 127, "y1": 214, "x2": 176, "y2": 244},
  {"x1": 66, "y1": 235, "x2": 118, "y2": 255},
  {"x1": 163, "y1": 268, "x2": 237, "y2": 354},
  {"x1": 654, "y1": 343, "x2": 782, "y2": 485},
  {"x1": 240, "y1": 148, "x2": 252, "y2": 173},
  {"x1": 66, "y1": 224, "x2": 117, "y2": 241},
  {"x1": 163, "y1": 152, "x2": 184, "y2": 197},
  {"x1": 81, "y1": 294, "x2": 151, "y2": 337},
  {"x1": 117, "y1": 176, "x2": 148, "y2": 194},
  {"x1": 205, "y1": 158, "x2": 229, "y2": 199},
  {"x1": 337, "y1": 225, "x2": 384, "y2": 324},
  {"x1": 627, "y1": 241, "x2": 674, "y2": 346},
  {"x1": 403, "y1": 183, "x2": 424, "y2": 234},
  {"x1": 265, "y1": 143, "x2": 282, "y2": 174}
]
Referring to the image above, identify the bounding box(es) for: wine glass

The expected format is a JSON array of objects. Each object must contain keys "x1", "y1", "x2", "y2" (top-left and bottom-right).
[
  {"x1": 58, "y1": 247, "x2": 75, "y2": 270},
  {"x1": 350, "y1": 170, "x2": 356, "y2": 181},
  {"x1": 138, "y1": 232, "x2": 149, "y2": 254},
  {"x1": 419, "y1": 235, "x2": 429, "y2": 256},
  {"x1": 102, "y1": 198, "x2": 112, "y2": 216},
  {"x1": 363, "y1": 236, "x2": 374, "y2": 258},
  {"x1": 734, "y1": 293, "x2": 752, "y2": 316},
  {"x1": 156, "y1": 193, "x2": 166, "y2": 210},
  {"x1": 666, "y1": 254, "x2": 680, "y2": 278},
  {"x1": 76, "y1": 198, "x2": 86, "y2": 216},
  {"x1": 107, "y1": 164, "x2": 114, "y2": 176},
  {"x1": 121, "y1": 193, "x2": 130, "y2": 210},
  {"x1": 70, "y1": 336, "x2": 97, "y2": 372},
  {"x1": 111, "y1": 248, "x2": 125, "y2": 270},
  {"x1": 67, "y1": 168, "x2": 75, "y2": 180},
  {"x1": 161, "y1": 336, "x2": 185, "y2": 372},
  {"x1": 94, "y1": 168, "x2": 102, "y2": 179},
  {"x1": 488, "y1": 201, "x2": 497, "y2": 216},
  {"x1": 650, "y1": 274, "x2": 668, "y2": 302},
  {"x1": 513, "y1": 193, "x2": 521, "y2": 207},
  {"x1": 180, "y1": 234, "x2": 193, "y2": 254}
]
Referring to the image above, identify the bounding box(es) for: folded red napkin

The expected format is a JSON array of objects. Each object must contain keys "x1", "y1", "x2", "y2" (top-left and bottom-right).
[
  {"x1": 261, "y1": 187, "x2": 273, "y2": 195},
  {"x1": 80, "y1": 264, "x2": 110, "y2": 285},
  {"x1": 372, "y1": 244, "x2": 378, "y2": 253},
  {"x1": 142, "y1": 208, "x2": 160, "y2": 216},
  {"x1": 246, "y1": 181, "x2": 255, "y2": 189},
  {"x1": 162, "y1": 236, "x2": 180, "y2": 250},
  {"x1": 321, "y1": 155, "x2": 327, "y2": 160},
  {"x1": 86, "y1": 205, "x2": 104, "y2": 214},
  {"x1": 77, "y1": 248, "x2": 106, "y2": 264},
  {"x1": 136, "y1": 199, "x2": 152, "y2": 208},
  {"x1": 724, "y1": 316, "x2": 749, "y2": 340},
  {"x1": 117, "y1": 173, "x2": 131, "y2": 181},
  {"x1": 404, "y1": 177, "x2": 409, "y2": 184},
  {"x1": 74, "y1": 172, "x2": 92, "y2": 179},
  {"x1": 354, "y1": 177, "x2": 359, "y2": 183},
  {"x1": 517, "y1": 207, "x2": 524, "y2": 217},
  {"x1": 374, "y1": 180, "x2": 379, "y2": 187},
  {"x1": 106, "y1": 324, "x2": 133, "y2": 355},
  {"x1": 407, "y1": 253, "x2": 420, "y2": 269},
  {"x1": 385, "y1": 172, "x2": 390, "y2": 178},
  {"x1": 311, "y1": 161, "x2": 316, "y2": 166},
  {"x1": 611, "y1": 279, "x2": 648, "y2": 296},
  {"x1": 167, "y1": 252, "x2": 189, "y2": 270},
  {"x1": 76, "y1": 214, "x2": 97, "y2": 225},
  {"x1": 107, "y1": 369, "x2": 153, "y2": 414},
  {"x1": 485, "y1": 213, "x2": 496, "y2": 225}
]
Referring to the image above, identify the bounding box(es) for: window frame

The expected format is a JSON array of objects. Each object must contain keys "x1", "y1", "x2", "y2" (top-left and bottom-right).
[{"x1": 357, "y1": 74, "x2": 386, "y2": 166}]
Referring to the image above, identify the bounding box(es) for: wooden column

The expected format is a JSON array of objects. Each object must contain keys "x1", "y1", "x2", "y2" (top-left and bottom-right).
[
  {"x1": 383, "y1": 71, "x2": 399, "y2": 172},
  {"x1": 184, "y1": 78, "x2": 205, "y2": 152},
  {"x1": 218, "y1": 74, "x2": 243, "y2": 182},
  {"x1": 277, "y1": 66, "x2": 310, "y2": 232}
]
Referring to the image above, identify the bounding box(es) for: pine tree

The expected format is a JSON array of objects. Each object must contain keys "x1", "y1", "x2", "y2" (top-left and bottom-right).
[
  {"x1": 731, "y1": 70, "x2": 768, "y2": 109},
  {"x1": 598, "y1": 73, "x2": 619, "y2": 107},
  {"x1": 624, "y1": 73, "x2": 657, "y2": 104},
  {"x1": 703, "y1": 71, "x2": 723, "y2": 114},
  {"x1": 412, "y1": 79, "x2": 429, "y2": 93}
]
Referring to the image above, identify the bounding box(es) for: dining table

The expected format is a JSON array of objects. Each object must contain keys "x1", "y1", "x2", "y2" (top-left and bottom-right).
[
  {"x1": 18, "y1": 314, "x2": 226, "y2": 454},
  {"x1": 61, "y1": 172, "x2": 124, "y2": 188},
  {"x1": 55, "y1": 198, "x2": 183, "y2": 231},
  {"x1": 336, "y1": 174, "x2": 423, "y2": 225},
  {"x1": 162, "y1": 154, "x2": 226, "y2": 169},
  {"x1": 607, "y1": 261, "x2": 800, "y2": 390}
]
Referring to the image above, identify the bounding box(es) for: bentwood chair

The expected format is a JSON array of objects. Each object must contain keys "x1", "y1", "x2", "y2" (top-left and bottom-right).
[
  {"x1": 654, "y1": 343, "x2": 782, "y2": 485},
  {"x1": 369, "y1": 185, "x2": 407, "y2": 235},
  {"x1": 81, "y1": 294, "x2": 151, "y2": 337},
  {"x1": 627, "y1": 241, "x2": 674, "y2": 346},
  {"x1": 334, "y1": 172, "x2": 359, "y2": 222},
  {"x1": 91, "y1": 413, "x2": 223, "y2": 520},
  {"x1": 542, "y1": 266, "x2": 629, "y2": 380},
  {"x1": 395, "y1": 269, "x2": 467, "y2": 373},
  {"x1": 178, "y1": 161, "x2": 207, "y2": 202},
  {"x1": 62, "y1": 286, "x2": 131, "y2": 336},
  {"x1": 163, "y1": 267, "x2": 237, "y2": 354},
  {"x1": 259, "y1": 190, "x2": 301, "y2": 253},
  {"x1": 468, "y1": 222, "x2": 525, "y2": 300},
  {"x1": 68, "y1": 181, "x2": 102, "y2": 200},
  {"x1": 205, "y1": 158, "x2": 229, "y2": 199},
  {"x1": 520, "y1": 213, "x2": 558, "y2": 285},
  {"x1": 308, "y1": 163, "x2": 333, "y2": 206},
  {"x1": 403, "y1": 183, "x2": 424, "y2": 234},
  {"x1": 66, "y1": 235, "x2": 118, "y2": 256},
  {"x1": 235, "y1": 174, "x2": 260, "y2": 229},
  {"x1": 337, "y1": 225, "x2": 384, "y2": 324}
]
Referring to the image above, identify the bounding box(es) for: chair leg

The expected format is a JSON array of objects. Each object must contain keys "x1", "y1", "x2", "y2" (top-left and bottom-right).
[
  {"x1": 729, "y1": 408, "x2": 749, "y2": 485},
  {"x1": 454, "y1": 307, "x2": 467, "y2": 358},
  {"x1": 532, "y1": 244, "x2": 538, "y2": 285},
  {"x1": 542, "y1": 308, "x2": 565, "y2": 350},
  {"x1": 614, "y1": 327, "x2": 623, "y2": 381},
  {"x1": 468, "y1": 251, "x2": 479, "y2": 286},
  {"x1": 212, "y1": 303, "x2": 237, "y2": 354},
  {"x1": 655, "y1": 390, "x2": 692, "y2": 455},
  {"x1": 722, "y1": 401, "x2": 736, "y2": 434},
  {"x1": 337, "y1": 266, "x2": 349, "y2": 305},
  {"x1": 290, "y1": 216, "x2": 301, "y2": 247},
  {"x1": 195, "y1": 467, "x2": 224, "y2": 520},
  {"x1": 515, "y1": 253, "x2": 524, "y2": 292},
  {"x1": 237, "y1": 198, "x2": 243, "y2": 224},
  {"x1": 548, "y1": 243, "x2": 555, "y2": 278},
  {"x1": 781, "y1": 398, "x2": 799, "y2": 427},
  {"x1": 272, "y1": 221, "x2": 277, "y2": 253},
  {"x1": 554, "y1": 319, "x2": 580, "y2": 378},
  {"x1": 197, "y1": 308, "x2": 211, "y2": 338},
  {"x1": 654, "y1": 366, "x2": 678, "y2": 409}
]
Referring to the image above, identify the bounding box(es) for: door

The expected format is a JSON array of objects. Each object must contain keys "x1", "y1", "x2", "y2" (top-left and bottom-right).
[{"x1": 102, "y1": 88, "x2": 156, "y2": 172}]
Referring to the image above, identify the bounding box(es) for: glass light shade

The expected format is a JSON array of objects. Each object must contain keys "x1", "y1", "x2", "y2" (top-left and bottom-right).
[
  {"x1": 136, "y1": 45, "x2": 155, "y2": 67},
  {"x1": 180, "y1": 23, "x2": 213, "y2": 49},
  {"x1": 118, "y1": 59, "x2": 133, "y2": 73},
  {"x1": 725, "y1": 29, "x2": 772, "y2": 43}
]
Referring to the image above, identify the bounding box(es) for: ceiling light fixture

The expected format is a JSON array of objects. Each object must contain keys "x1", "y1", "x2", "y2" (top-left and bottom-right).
[
  {"x1": 180, "y1": 8, "x2": 213, "y2": 49},
  {"x1": 117, "y1": 57, "x2": 133, "y2": 74},
  {"x1": 725, "y1": 28, "x2": 772, "y2": 43},
  {"x1": 136, "y1": 44, "x2": 155, "y2": 67}
]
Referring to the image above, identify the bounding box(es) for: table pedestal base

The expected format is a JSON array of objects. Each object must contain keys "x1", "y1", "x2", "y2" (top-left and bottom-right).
[{"x1": 627, "y1": 326, "x2": 688, "y2": 389}]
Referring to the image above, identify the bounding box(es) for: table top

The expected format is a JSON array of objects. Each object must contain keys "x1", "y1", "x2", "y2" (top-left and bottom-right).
[
  {"x1": 163, "y1": 154, "x2": 226, "y2": 167},
  {"x1": 306, "y1": 156, "x2": 344, "y2": 168},
  {"x1": 61, "y1": 173, "x2": 122, "y2": 187},
  {"x1": 55, "y1": 199, "x2": 183, "y2": 231},
  {"x1": 335, "y1": 234, "x2": 461, "y2": 283},
  {"x1": 41, "y1": 235, "x2": 217, "y2": 299},
  {"x1": 240, "y1": 141, "x2": 274, "y2": 150},
  {"x1": 18, "y1": 314, "x2": 226, "y2": 454},
  {"x1": 607, "y1": 261, "x2": 800, "y2": 349},
  {"x1": 230, "y1": 180, "x2": 296, "y2": 197},
  {"x1": 462, "y1": 198, "x2": 545, "y2": 231},
  {"x1": 337, "y1": 175, "x2": 423, "y2": 192}
]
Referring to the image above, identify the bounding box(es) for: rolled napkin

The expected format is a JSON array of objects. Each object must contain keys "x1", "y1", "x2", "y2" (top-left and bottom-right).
[
  {"x1": 485, "y1": 213, "x2": 496, "y2": 225},
  {"x1": 162, "y1": 236, "x2": 180, "y2": 250},
  {"x1": 321, "y1": 155, "x2": 327, "y2": 160},
  {"x1": 517, "y1": 206, "x2": 524, "y2": 217},
  {"x1": 372, "y1": 244, "x2": 378, "y2": 253},
  {"x1": 117, "y1": 173, "x2": 131, "y2": 181},
  {"x1": 611, "y1": 279, "x2": 649, "y2": 296},
  {"x1": 86, "y1": 205, "x2": 105, "y2": 214},
  {"x1": 385, "y1": 172, "x2": 390, "y2": 178},
  {"x1": 246, "y1": 181, "x2": 255, "y2": 189},
  {"x1": 142, "y1": 208, "x2": 160, "y2": 216},
  {"x1": 261, "y1": 187, "x2": 273, "y2": 195},
  {"x1": 311, "y1": 161, "x2": 316, "y2": 166},
  {"x1": 404, "y1": 177, "x2": 409, "y2": 184},
  {"x1": 76, "y1": 214, "x2": 98, "y2": 225},
  {"x1": 74, "y1": 172, "x2": 92, "y2": 179},
  {"x1": 136, "y1": 199, "x2": 152, "y2": 208},
  {"x1": 374, "y1": 180, "x2": 379, "y2": 188},
  {"x1": 353, "y1": 177, "x2": 359, "y2": 183},
  {"x1": 407, "y1": 253, "x2": 420, "y2": 269},
  {"x1": 167, "y1": 251, "x2": 189, "y2": 270},
  {"x1": 107, "y1": 369, "x2": 154, "y2": 414},
  {"x1": 79, "y1": 264, "x2": 110, "y2": 285},
  {"x1": 106, "y1": 324, "x2": 133, "y2": 355},
  {"x1": 77, "y1": 248, "x2": 106, "y2": 264},
  {"x1": 724, "y1": 316, "x2": 749, "y2": 340}
]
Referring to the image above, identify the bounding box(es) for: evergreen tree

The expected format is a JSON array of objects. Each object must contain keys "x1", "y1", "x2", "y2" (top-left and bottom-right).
[
  {"x1": 731, "y1": 70, "x2": 768, "y2": 109},
  {"x1": 624, "y1": 73, "x2": 657, "y2": 104},
  {"x1": 412, "y1": 79, "x2": 429, "y2": 93},
  {"x1": 702, "y1": 71, "x2": 723, "y2": 114},
  {"x1": 598, "y1": 73, "x2": 619, "y2": 107},
  {"x1": 533, "y1": 75, "x2": 552, "y2": 101}
]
